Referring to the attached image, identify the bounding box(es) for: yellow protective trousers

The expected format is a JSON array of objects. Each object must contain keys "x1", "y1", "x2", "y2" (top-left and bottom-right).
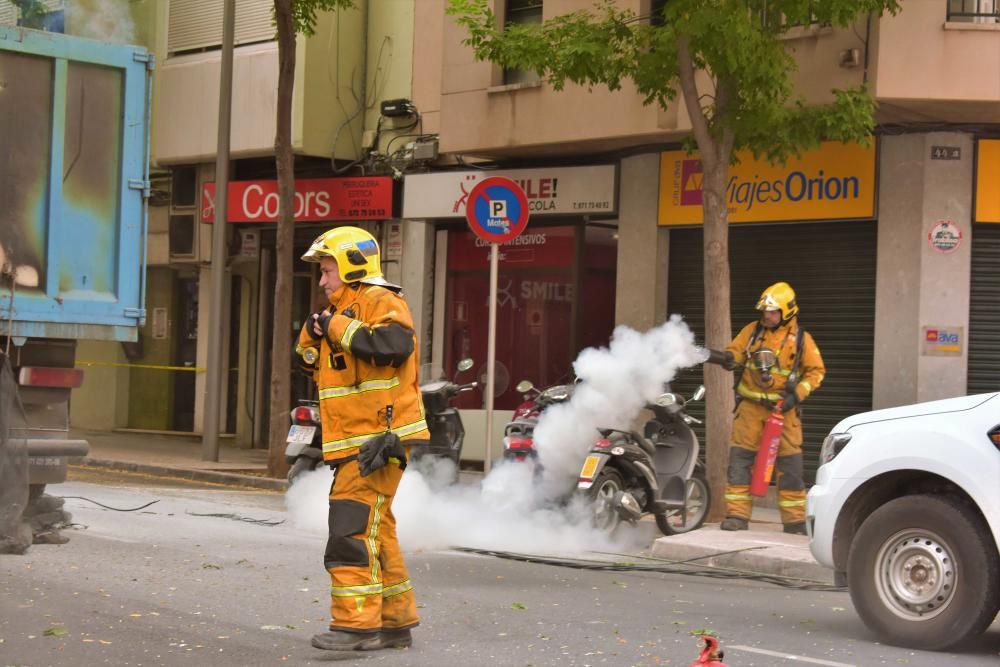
[
  {"x1": 724, "y1": 403, "x2": 807, "y2": 524},
  {"x1": 324, "y1": 457, "x2": 418, "y2": 634}
]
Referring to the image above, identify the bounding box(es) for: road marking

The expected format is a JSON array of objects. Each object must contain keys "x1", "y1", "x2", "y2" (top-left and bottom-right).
[{"x1": 729, "y1": 645, "x2": 856, "y2": 667}]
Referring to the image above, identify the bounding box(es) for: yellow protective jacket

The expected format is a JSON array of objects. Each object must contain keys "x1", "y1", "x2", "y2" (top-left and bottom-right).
[
  {"x1": 725, "y1": 319, "x2": 825, "y2": 453},
  {"x1": 296, "y1": 283, "x2": 428, "y2": 463}
]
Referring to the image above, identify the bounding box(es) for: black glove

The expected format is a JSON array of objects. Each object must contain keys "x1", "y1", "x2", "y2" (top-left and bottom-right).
[
  {"x1": 308, "y1": 309, "x2": 335, "y2": 341},
  {"x1": 706, "y1": 348, "x2": 736, "y2": 371},
  {"x1": 358, "y1": 432, "x2": 407, "y2": 477},
  {"x1": 781, "y1": 389, "x2": 800, "y2": 412}
]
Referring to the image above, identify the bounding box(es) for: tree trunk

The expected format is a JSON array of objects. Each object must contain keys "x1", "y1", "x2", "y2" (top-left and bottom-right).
[
  {"x1": 267, "y1": 0, "x2": 297, "y2": 478},
  {"x1": 676, "y1": 37, "x2": 735, "y2": 522},
  {"x1": 700, "y1": 165, "x2": 734, "y2": 522}
]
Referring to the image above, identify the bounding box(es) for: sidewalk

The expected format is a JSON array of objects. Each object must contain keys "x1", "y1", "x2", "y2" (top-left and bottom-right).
[
  {"x1": 69, "y1": 428, "x2": 284, "y2": 491},
  {"x1": 649, "y1": 509, "x2": 834, "y2": 585},
  {"x1": 69, "y1": 429, "x2": 831, "y2": 584}
]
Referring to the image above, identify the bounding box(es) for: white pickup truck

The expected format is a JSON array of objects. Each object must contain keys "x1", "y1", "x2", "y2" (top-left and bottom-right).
[{"x1": 806, "y1": 393, "x2": 1000, "y2": 651}]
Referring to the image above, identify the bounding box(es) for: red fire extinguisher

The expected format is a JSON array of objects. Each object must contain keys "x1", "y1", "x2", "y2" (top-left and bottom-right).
[
  {"x1": 750, "y1": 400, "x2": 784, "y2": 497},
  {"x1": 688, "y1": 634, "x2": 728, "y2": 666}
]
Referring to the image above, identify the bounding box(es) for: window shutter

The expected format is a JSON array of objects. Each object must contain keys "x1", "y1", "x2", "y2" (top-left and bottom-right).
[{"x1": 168, "y1": 0, "x2": 275, "y2": 55}]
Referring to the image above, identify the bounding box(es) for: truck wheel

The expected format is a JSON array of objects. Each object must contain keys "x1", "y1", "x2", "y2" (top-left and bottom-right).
[
  {"x1": 847, "y1": 494, "x2": 1000, "y2": 651},
  {"x1": 287, "y1": 457, "x2": 319, "y2": 484},
  {"x1": 656, "y1": 473, "x2": 711, "y2": 536},
  {"x1": 587, "y1": 468, "x2": 624, "y2": 533}
]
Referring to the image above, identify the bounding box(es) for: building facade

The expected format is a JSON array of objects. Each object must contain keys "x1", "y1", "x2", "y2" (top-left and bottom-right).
[{"x1": 403, "y1": 0, "x2": 1000, "y2": 474}]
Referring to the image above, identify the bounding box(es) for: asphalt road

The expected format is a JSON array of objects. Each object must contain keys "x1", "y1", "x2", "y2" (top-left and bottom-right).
[{"x1": 1, "y1": 468, "x2": 998, "y2": 666}]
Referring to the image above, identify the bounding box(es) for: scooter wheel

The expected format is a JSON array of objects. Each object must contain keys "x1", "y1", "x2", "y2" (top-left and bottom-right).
[
  {"x1": 587, "y1": 468, "x2": 625, "y2": 533},
  {"x1": 655, "y1": 473, "x2": 710, "y2": 536}
]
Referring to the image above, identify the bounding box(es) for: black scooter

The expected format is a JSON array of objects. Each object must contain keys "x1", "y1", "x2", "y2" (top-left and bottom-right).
[
  {"x1": 577, "y1": 386, "x2": 710, "y2": 536},
  {"x1": 408, "y1": 358, "x2": 477, "y2": 473},
  {"x1": 285, "y1": 359, "x2": 477, "y2": 484}
]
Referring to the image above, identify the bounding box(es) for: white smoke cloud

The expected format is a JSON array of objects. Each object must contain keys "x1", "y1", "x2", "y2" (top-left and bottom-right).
[
  {"x1": 533, "y1": 315, "x2": 708, "y2": 499},
  {"x1": 67, "y1": 0, "x2": 135, "y2": 45},
  {"x1": 285, "y1": 316, "x2": 707, "y2": 557}
]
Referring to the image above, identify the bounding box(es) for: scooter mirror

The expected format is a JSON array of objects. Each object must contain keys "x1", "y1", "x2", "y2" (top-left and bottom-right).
[
  {"x1": 654, "y1": 393, "x2": 680, "y2": 407},
  {"x1": 457, "y1": 358, "x2": 474, "y2": 373},
  {"x1": 692, "y1": 385, "x2": 706, "y2": 402},
  {"x1": 515, "y1": 380, "x2": 535, "y2": 394}
]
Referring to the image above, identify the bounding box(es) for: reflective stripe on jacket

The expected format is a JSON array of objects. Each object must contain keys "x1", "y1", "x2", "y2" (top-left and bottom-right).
[{"x1": 297, "y1": 283, "x2": 428, "y2": 462}]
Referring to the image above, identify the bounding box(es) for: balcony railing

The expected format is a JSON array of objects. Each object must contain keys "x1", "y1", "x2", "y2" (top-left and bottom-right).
[{"x1": 948, "y1": 0, "x2": 1000, "y2": 23}]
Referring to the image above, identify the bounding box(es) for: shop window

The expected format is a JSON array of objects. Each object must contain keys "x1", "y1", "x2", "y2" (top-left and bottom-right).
[
  {"x1": 443, "y1": 224, "x2": 616, "y2": 410},
  {"x1": 503, "y1": 0, "x2": 543, "y2": 86}
]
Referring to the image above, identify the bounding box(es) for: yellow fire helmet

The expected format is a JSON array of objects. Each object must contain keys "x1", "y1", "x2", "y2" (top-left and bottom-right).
[
  {"x1": 301, "y1": 226, "x2": 391, "y2": 286},
  {"x1": 755, "y1": 281, "x2": 798, "y2": 322}
]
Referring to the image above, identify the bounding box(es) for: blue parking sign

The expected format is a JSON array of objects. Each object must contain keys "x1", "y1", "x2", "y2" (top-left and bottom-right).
[{"x1": 464, "y1": 177, "x2": 530, "y2": 244}]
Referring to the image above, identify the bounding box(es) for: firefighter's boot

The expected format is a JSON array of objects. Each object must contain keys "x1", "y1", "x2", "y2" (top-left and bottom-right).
[
  {"x1": 311, "y1": 630, "x2": 370, "y2": 651},
  {"x1": 359, "y1": 627, "x2": 413, "y2": 650},
  {"x1": 782, "y1": 521, "x2": 807, "y2": 535},
  {"x1": 719, "y1": 516, "x2": 749, "y2": 531}
]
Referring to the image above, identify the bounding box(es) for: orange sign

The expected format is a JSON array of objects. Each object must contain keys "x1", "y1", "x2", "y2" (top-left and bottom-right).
[
  {"x1": 658, "y1": 141, "x2": 877, "y2": 225},
  {"x1": 975, "y1": 139, "x2": 1000, "y2": 223}
]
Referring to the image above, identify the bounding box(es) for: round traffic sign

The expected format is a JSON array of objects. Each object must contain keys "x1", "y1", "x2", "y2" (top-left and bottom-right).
[{"x1": 464, "y1": 177, "x2": 530, "y2": 244}]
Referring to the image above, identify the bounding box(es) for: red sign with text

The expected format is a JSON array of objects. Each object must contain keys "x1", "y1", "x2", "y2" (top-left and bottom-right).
[{"x1": 202, "y1": 177, "x2": 393, "y2": 223}]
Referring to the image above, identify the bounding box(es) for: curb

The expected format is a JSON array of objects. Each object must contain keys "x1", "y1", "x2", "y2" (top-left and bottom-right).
[
  {"x1": 650, "y1": 534, "x2": 835, "y2": 585},
  {"x1": 72, "y1": 458, "x2": 288, "y2": 492}
]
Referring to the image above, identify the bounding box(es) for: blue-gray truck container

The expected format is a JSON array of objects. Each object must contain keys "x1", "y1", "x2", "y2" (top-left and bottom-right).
[{"x1": 0, "y1": 25, "x2": 152, "y2": 487}]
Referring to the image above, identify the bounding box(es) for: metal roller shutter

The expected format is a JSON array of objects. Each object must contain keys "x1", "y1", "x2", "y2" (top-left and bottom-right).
[
  {"x1": 168, "y1": 0, "x2": 275, "y2": 55},
  {"x1": 666, "y1": 220, "x2": 877, "y2": 482},
  {"x1": 968, "y1": 224, "x2": 1000, "y2": 395}
]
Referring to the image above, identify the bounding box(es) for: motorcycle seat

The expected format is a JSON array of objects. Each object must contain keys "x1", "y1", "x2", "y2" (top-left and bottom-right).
[{"x1": 632, "y1": 431, "x2": 657, "y2": 457}]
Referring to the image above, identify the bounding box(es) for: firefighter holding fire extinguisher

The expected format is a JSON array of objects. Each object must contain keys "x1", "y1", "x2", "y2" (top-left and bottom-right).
[{"x1": 706, "y1": 282, "x2": 825, "y2": 535}]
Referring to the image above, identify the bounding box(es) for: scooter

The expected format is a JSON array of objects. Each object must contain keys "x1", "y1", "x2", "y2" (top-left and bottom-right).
[
  {"x1": 285, "y1": 399, "x2": 322, "y2": 483},
  {"x1": 577, "y1": 385, "x2": 710, "y2": 536},
  {"x1": 501, "y1": 379, "x2": 574, "y2": 462},
  {"x1": 408, "y1": 358, "x2": 478, "y2": 474}
]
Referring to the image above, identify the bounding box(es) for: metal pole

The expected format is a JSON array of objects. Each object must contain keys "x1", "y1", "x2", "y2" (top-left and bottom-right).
[
  {"x1": 484, "y1": 243, "x2": 498, "y2": 475},
  {"x1": 252, "y1": 247, "x2": 271, "y2": 448},
  {"x1": 202, "y1": 0, "x2": 236, "y2": 461}
]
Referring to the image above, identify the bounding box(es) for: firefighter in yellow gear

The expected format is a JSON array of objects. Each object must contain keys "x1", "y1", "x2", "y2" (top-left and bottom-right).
[
  {"x1": 295, "y1": 226, "x2": 429, "y2": 652},
  {"x1": 706, "y1": 282, "x2": 825, "y2": 535}
]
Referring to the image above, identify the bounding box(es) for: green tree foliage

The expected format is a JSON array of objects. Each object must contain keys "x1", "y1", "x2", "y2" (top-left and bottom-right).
[
  {"x1": 277, "y1": 0, "x2": 355, "y2": 36},
  {"x1": 7, "y1": 0, "x2": 51, "y2": 29}
]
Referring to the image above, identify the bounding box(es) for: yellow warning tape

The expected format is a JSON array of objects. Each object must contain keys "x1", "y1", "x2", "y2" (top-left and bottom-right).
[{"x1": 76, "y1": 361, "x2": 207, "y2": 373}]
